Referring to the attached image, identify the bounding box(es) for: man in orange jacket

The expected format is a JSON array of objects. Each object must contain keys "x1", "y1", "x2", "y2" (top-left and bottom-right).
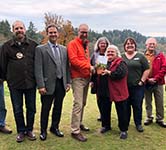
[{"x1": 67, "y1": 24, "x2": 94, "y2": 142}]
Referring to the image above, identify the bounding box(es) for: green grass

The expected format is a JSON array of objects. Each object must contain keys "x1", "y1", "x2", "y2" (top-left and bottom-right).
[{"x1": 1, "y1": 83, "x2": 166, "y2": 150}]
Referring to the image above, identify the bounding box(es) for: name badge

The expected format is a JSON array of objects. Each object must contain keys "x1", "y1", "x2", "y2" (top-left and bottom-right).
[{"x1": 133, "y1": 57, "x2": 140, "y2": 60}]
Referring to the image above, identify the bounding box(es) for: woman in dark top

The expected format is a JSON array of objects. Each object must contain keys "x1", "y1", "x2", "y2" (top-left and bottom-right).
[
  {"x1": 90, "y1": 37, "x2": 110, "y2": 122},
  {"x1": 122, "y1": 37, "x2": 150, "y2": 132}
]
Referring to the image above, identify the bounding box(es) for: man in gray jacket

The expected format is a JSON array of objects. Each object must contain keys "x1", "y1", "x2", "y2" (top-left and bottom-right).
[{"x1": 35, "y1": 24, "x2": 70, "y2": 141}]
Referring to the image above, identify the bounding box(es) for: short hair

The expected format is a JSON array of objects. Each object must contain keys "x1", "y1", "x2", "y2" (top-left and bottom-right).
[
  {"x1": 45, "y1": 23, "x2": 59, "y2": 33},
  {"x1": 106, "y1": 44, "x2": 121, "y2": 57},
  {"x1": 78, "y1": 24, "x2": 89, "y2": 31},
  {"x1": 12, "y1": 20, "x2": 25, "y2": 30},
  {"x1": 123, "y1": 37, "x2": 137, "y2": 51},
  {"x1": 145, "y1": 37, "x2": 157, "y2": 45},
  {"x1": 94, "y1": 36, "x2": 110, "y2": 52}
]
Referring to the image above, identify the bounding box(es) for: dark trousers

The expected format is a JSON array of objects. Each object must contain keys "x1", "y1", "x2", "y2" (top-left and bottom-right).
[
  {"x1": 40, "y1": 78, "x2": 65, "y2": 133},
  {"x1": 115, "y1": 100, "x2": 128, "y2": 132},
  {"x1": 9, "y1": 88, "x2": 36, "y2": 133},
  {"x1": 0, "y1": 83, "x2": 6, "y2": 127},
  {"x1": 127, "y1": 85, "x2": 145, "y2": 126},
  {"x1": 98, "y1": 96, "x2": 112, "y2": 129}
]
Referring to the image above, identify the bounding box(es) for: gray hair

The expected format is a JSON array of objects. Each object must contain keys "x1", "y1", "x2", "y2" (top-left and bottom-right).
[
  {"x1": 94, "y1": 37, "x2": 110, "y2": 52},
  {"x1": 106, "y1": 44, "x2": 121, "y2": 57}
]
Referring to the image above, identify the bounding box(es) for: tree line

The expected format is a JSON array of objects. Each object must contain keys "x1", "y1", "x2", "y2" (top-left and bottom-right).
[{"x1": 0, "y1": 13, "x2": 166, "y2": 54}]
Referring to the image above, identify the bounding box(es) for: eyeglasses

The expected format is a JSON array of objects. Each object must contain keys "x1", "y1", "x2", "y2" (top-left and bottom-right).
[{"x1": 80, "y1": 31, "x2": 88, "y2": 34}]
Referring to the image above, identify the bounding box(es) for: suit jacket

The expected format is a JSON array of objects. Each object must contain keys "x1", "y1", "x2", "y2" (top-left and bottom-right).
[{"x1": 35, "y1": 43, "x2": 70, "y2": 95}]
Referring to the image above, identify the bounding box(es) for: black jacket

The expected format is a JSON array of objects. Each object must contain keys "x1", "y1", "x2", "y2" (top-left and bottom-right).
[{"x1": 0, "y1": 37, "x2": 38, "y2": 89}]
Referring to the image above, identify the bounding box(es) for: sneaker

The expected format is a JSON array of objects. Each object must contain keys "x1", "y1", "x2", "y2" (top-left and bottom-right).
[
  {"x1": 144, "y1": 118, "x2": 153, "y2": 125},
  {"x1": 136, "y1": 125, "x2": 144, "y2": 132},
  {"x1": 120, "y1": 131, "x2": 128, "y2": 139},
  {"x1": 156, "y1": 120, "x2": 166, "y2": 128},
  {"x1": 100, "y1": 127, "x2": 111, "y2": 134},
  {"x1": 144, "y1": 119, "x2": 153, "y2": 125}
]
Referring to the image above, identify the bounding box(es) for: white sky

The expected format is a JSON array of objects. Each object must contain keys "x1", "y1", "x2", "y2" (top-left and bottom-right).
[{"x1": 1, "y1": 0, "x2": 166, "y2": 37}]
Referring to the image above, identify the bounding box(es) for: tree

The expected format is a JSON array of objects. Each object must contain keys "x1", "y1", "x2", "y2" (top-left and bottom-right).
[
  {"x1": 26, "y1": 21, "x2": 42, "y2": 43},
  {"x1": 0, "y1": 20, "x2": 11, "y2": 39},
  {"x1": 40, "y1": 12, "x2": 75, "y2": 45}
]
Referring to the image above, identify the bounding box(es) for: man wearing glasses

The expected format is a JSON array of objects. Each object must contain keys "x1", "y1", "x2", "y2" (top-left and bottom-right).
[{"x1": 67, "y1": 24, "x2": 94, "y2": 142}]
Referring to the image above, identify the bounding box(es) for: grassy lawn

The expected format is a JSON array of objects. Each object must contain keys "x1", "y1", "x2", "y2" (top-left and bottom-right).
[{"x1": 1, "y1": 83, "x2": 166, "y2": 150}]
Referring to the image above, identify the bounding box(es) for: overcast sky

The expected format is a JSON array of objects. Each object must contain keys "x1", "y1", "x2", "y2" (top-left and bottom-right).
[{"x1": 1, "y1": 0, "x2": 166, "y2": 37}]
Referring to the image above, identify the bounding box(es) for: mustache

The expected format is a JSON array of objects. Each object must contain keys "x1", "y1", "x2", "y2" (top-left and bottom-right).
[{"x1": 15, "y1": 31, "x2": 24, "y2": 35}]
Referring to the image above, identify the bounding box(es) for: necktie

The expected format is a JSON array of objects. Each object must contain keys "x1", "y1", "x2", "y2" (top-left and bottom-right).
[{"x1": 53, "y1": 45, "x2": 62, "y2": 78}]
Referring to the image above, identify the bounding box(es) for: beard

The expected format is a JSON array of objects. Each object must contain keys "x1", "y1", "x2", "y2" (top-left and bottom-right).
[{"x1": 14, "y1": 32, "x2": 25, "y2": 41}]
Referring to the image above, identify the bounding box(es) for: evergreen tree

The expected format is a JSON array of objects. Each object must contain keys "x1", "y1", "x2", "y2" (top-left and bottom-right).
[{"x1": 0, "y1": 20, "x2": 11, "y2": 38}]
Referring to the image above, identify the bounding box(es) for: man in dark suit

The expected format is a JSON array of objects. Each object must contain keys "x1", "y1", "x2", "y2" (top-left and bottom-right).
[{"x1": 35, "y1": 23, "x2": 70, "y2": 141}]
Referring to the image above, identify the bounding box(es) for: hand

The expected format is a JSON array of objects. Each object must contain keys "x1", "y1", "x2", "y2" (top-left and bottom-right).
[
  {"x1": 101, "y1": 69, "x2": 111, "y2": 76},
  {"x1": 66, "y1": 84, "x2": 71, "y2": 92},
  {"x1": 90, "y1": 66, "x2": 95, "y2": 74},
  {"x1": 148, "y1": 78, "x2": 156, "y2": 84},
  {"x1": 38, "y1": 88, "x2": 47, "y2": 95},
  {"x1": 138, "y1": 81, "x2": 144, "y2": 86},
  {"x1": 89, "y1": 82, "x2": 94, "y2": 87}
]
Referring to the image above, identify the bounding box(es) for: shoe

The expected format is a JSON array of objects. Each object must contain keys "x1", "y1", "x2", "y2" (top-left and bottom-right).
[
  {"x1": 0, "y1": 126, "x2": 12, "y2": 134},
  {"x1": 97, "y1": 116, "x2": 101, "y2": 122},
  {"x1": 136, "y1": 125, "x2": 144, "y2": 132},
  {"x1": 144, "y1": 119, "x2": 153, "y2": 125},
  {"x1": 50, "y1": 128, "x2": 64, "y2": 137},
  {"x1": 16, "y1": 132, "x2": 25, "y2": 143},
  {"x1": 100, "y1": 127, "x2": 111, "y2": 134},
  {"x1": 80, "y1": 124, "x2": 90, "y2": 131},
  {"x1": 120, "y1": 131, "x2": 128, "y2": 139},
  {"x1": 156, "y1": 120, "x2": 166, "y2": 128},
  {"x1": 71, "y1": 133, "x2": 87, "y2": 142},
  {"x1": 40, "y1": 132, "x2": 47, "y2": 141},
  {"x1": 26, "y1": 131, "x2": 36, "y2": 141}
]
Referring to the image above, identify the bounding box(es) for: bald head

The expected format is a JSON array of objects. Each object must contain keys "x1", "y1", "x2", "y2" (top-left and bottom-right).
[
  {"x1": 78, "y1": 24, "x2": 89, "y2": 31},
  {"x1": 78, "y1": 23, "x2": 89, "y2": 41}
]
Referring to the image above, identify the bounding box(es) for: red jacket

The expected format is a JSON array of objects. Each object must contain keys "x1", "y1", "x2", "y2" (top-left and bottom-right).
[
  {"x1": 108, "y1": 57, "x2": 129, "y2": 102},
  {"x1": 147, "y1": 50, "x2": 166, "y2": 85},
  {"x1": 67, "y1": 37, "x2": 91, "y2": 79}
]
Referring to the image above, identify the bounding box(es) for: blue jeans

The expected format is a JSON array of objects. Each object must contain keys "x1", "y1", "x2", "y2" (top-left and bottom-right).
[
  {"x1": 0, "y1": 83, "x2": 6, "y2": 127},
  {"x1": 127, "y1": 85, "x2": 145, "y2": 126},
  {"x1": 9, "y1": 88, "x2": 36, "y2": 133}
]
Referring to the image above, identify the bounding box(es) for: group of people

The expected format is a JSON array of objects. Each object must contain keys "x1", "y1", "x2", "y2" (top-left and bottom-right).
[
  {"x1": 0, "y1": 20, "x2": 166, "y2": 144},
  {"x1": 90, "y1": 35, "x2": 166, "y2": 140}
]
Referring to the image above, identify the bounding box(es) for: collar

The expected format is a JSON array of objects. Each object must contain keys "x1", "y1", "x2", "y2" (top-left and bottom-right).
[
  {"x1": 10, "y1": 36, "x2": 30, "y2": 46},
  {"x1": 48, "y1": 41, "x2": 58, "y2": 48},
  {"x1": 145, "y1": 50, "x2": 155, "y2": 56}
]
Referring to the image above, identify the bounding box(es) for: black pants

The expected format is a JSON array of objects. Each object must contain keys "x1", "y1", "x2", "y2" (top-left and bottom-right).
[
  {"x1": 98, "y1": 96, "x2": 112, "y2": 129},
  {"x1": 40, "y1": 78, "x2": 65, "y2": 132},
  {"x1": 115, "y1": 100, "x2": 128, "y2": 132},
  {"x1": 9, "y1": 88, "x2": 36, "y2": 133}
]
